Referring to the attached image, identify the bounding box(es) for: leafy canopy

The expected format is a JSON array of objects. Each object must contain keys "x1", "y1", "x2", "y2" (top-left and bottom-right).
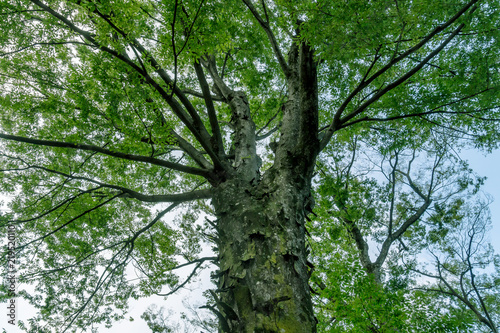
[{"x1": 0, "y1": 0, "x2": 499, "y2": 331}]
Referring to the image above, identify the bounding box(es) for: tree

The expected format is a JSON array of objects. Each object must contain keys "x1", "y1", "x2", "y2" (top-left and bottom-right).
[
  {"x1": 309, "y1": 134, "x2": 500, "y2": 332},
  {"x1": 411, "y1": 198, "x2": 500, "y2": 333},
  {"x1": 0, "y1": 0, "x2": 499, "y2": 332}
]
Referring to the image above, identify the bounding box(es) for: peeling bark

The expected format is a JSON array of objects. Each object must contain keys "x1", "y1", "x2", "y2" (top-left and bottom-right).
[
  {"x1": 202, "y1": 37, "x2": 320, "y2": 332},
  {"x1": 212, "y1": 172, "x2": 316, "y2": 332}
]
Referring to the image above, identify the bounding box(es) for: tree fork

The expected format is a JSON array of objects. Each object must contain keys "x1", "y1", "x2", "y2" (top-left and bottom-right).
[{"x1": 205, "y1": 37, "x2": 323, "y2": 332}]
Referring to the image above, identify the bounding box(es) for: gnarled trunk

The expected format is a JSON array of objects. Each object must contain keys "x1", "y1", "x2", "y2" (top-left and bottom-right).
[
  {"x1": 211, "y1": 168, "x2": 317, "y2": 332},
  {"x1": 206, "y1": 39, "x2": 320, "y2": 332}
]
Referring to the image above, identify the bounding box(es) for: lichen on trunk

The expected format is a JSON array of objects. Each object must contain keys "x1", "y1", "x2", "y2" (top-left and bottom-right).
[
  {"x1": 199, "y1": 37, "x2": 320, "y2": 332},
  {"x1": 211, "y1": 170, "x2": 317, "y2": 332}
]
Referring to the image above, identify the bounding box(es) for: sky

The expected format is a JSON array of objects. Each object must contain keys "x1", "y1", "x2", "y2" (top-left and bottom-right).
[
  {"x1": 463, "y1": 149, "x2": 500, "y2": 253},
  {"x1": 2, "y1": 149, "x2": 500, "y2": 332}
]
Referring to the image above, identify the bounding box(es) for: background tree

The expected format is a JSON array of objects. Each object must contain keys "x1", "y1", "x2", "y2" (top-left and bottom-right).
[
  {"x1": 309, "y1": 132, "x2": 500, "y2": 332},
  {"x1": 411, "y1": 198, "x2": 500, "y2": 333},
  {"x1": 0, "y1": 0, "x2": 499, "y2": 332}
]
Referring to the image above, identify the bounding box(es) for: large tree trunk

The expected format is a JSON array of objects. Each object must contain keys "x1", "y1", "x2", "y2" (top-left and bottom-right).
[
  {"x1": 212, "y1": 167, "x2": 317, "y2": 332},
  {"x1": 207, "y1": 39, "x2": 319, "y2": 332}
]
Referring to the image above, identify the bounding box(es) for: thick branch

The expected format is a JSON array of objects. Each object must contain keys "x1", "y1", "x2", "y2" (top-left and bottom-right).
[
  {"x1": 341, "y1": 217, "x2": 373, "y2": 274},
  {"x1": 0, "y1": 133, "x2": 212, "y2": 178},
  {"x1": 30, "y1": 0, "x2": 223, "y2": 170},
  {"x1": 129, "y1": 40, "x2": 224, "y2": 169},
  {"x1": 172, "y1": 131, "x2": 213, "y2": 169},
  {"x1": 203, "y1": 55, "x2": 233, "y2": 99},
  {"x1": 375, "y1": 199, "x2": 431, "y2": 269},
  {"x1": 194, "y1": 61, "x2": 225, "y2": 157},
  {"x1": 202, "y1": 58, "x2": 259, "y2": 180}
]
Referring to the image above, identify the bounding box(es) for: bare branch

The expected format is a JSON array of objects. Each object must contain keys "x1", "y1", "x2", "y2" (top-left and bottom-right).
[
  {"x1": 0, "y1": 41, "x2": 92, "y2": 57},
  {"x1": 388, "y1": 151, "x2": 399, "y2": 236},
  {"x1": 63, "y1": 240, "x2": 132, "y2": 331},
  {"x1": 171, "y1": 256, "x2": 218, "y2": 271},
  {"x1": 339, "y1": 20, "x2": 471, "y2": 126},
  {"x1": 467, "y1": 224, "x2": 499, "y2": 333},
  {"x1": 6, "y1": 188, "x2": 101, "y2": 224},
  {"x1": 182, "y1": 89, "x2": 225, "y2": 102},
  {"x1": 157, "y1": 261, "x2": 204, "y2": 297},
  {"x1": 16, "y1": 193, "x2": 123, "y2": 251},
  {"x1": 128, "y1": 203, "x2": 179, "y2": 244},
  {"x1": 340, "y1": 89, "x2": 498, "y2": 129},
  {"x1": 22, "y1": 163, "x2": 213, "y2": 203}
]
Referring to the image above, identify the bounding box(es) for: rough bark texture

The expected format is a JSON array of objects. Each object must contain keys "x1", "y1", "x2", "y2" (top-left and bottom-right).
[
  {"x1": 212, "y1": 171, "x2": 316, "y2": 332},
  {"x1": 207, "y1": 41, "x2": 320, "y2": 332}
]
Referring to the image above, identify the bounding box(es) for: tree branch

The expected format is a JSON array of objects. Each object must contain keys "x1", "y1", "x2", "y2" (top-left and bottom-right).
[
  {"x1": 23, "y1": 163, "x2": 213, "y2": 203},
  {"x1": 5, "y1": 188, "x2": 101, "y2": 224},
  {"x1": 0, "y1": 133, "x2": 212, "y2": 178},
  {"x1": 339, "y1": 20, "x2": 470, "y2": 126},
  {"x1": 182, "y1": 88, "x2": 225, "y2": 102},
  {"x1": 320, "y1": 0, "x2": 480, "y2": 150},
  {"x1": 375, "y1": 199, "x2": 431, "y2": 270},
  {"x1": 466, "y1": 223, "x2": 499, "y2": 333},
  {"x1": 241, "y1": 0, "x2": 289, "y2": 76},
  {"x1": 341, "y1": 216, "x2": 373, "y2": 275},
  {"x1": 157, "y1": 261, "x2": 204, "y2": 297},
  {"x1": 30, "y1": 0, "x2": 223, "y2": 171},
  {"x1": 16, "y1": 193, "x2": 123, "y2": 251},
  {"x1": 171, "y1": 256, "x2": 218, "y2": 271},
  {"x1": 0, "y1": 41, "x2": 93, "y2": 57},
  {"x1": 171, "y1": 131, "x2": 213, "y2": 170},
  {"x1": 194, "y1": 61, "x2": 225, "y2": 157},
  {"x1": 340, "y1": 106, "x2": 500, "y2": 129}
]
